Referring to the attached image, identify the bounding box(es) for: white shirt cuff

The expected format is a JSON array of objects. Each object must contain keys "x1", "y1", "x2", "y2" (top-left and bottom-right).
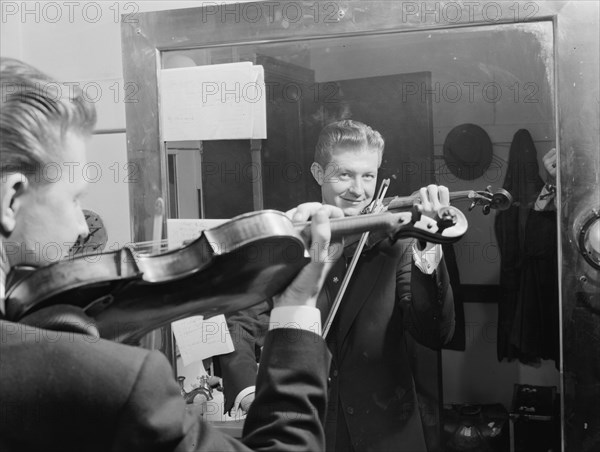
[
  {"x1": 412, "y1": 242, "x2": 443, "y2": 275},
  {"x1": 268, "y1": 305, "x2": 321, "y2": 336},
  {"x1": 232, "y1": 385, "x2": 256, "y2": 415}
]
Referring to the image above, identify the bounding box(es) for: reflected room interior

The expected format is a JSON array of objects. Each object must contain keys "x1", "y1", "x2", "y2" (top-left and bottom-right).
[{"x1": 160, "y1": 21, "x2": 559, "y2": 450}]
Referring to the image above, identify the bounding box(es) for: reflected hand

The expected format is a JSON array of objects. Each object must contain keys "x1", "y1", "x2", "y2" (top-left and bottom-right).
[
  {"x1": 274, "y1": 202, "x2": 344, "y2": 308},
  {"x1": 542, "y1": 148, "x2": 557, "y2": 183},
  {"x1": 414, "y1": 185, "x2": 450, "y2": 251},
  {"x1": 416, "y1": 184, "x2": 451, "y2": 219}
]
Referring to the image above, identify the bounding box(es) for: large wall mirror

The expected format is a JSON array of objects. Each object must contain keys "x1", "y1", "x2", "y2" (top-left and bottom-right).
[{"x1": 122, "y1": 2, "x2": 599, "y2": 451}]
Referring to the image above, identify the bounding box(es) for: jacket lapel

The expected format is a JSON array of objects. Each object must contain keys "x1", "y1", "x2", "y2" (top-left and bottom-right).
[{"x1": 335, "y1": 237, "x2": 388, "y2": 352}]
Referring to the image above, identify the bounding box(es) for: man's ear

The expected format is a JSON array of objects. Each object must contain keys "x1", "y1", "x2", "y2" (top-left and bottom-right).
[
  {"x1": 310, "y1": 162, "x2": 324, "y2": 186},
  {"x1": 0, "y1": 173, "x2": 29, "y2": 236}
]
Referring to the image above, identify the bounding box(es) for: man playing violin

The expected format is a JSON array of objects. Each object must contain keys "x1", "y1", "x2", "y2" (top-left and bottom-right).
[
  {"x1": 215, "y1": 119, "x2": 456, "y2": 451},
  {"x1": 310, "y1": 120, "x2": 455, "y2": 452},
  {"x1": 0, "y1": 57, "x2": 343, "y2": 452}
]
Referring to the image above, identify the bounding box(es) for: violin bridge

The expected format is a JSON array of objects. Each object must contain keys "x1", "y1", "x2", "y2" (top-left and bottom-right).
[{"x1": 115, "y1": 247, "x2": 141, "y2": 277}]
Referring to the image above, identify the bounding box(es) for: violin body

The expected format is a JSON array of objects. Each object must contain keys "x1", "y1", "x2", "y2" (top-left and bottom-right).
[
  {"x1": 6, "y1": 210, "x2": 309, "y2": 343},
  {"x1": 5, "y1": 207, "x2": 468, "y2": 344}
]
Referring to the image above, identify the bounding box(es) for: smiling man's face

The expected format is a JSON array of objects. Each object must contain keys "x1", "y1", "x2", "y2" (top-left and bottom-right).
[{"x1": 313, "y1": 146, "x2": 379, "y2": 217}]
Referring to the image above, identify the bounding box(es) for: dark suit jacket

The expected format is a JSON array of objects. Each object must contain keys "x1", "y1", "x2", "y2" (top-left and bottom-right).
[
  {"x1": 0, "y1": 320, "x2": 330, "y2": 452},
  {"x1": 321, "y1": 237, "x2": 454, "y2": 452}
]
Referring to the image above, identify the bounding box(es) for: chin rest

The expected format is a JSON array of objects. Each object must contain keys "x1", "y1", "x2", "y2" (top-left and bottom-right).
[{"x1": 19, "y1": 304, "x2": 100, "y2": 338}]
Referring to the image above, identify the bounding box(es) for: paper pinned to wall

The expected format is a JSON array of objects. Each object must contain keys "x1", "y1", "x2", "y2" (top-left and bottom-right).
[
  {"x1": 172, "y1": 314, "x2": 235, "y2": 366},
  {"x1": 160, "y1": 62, "x2": 267, "y2": 141}
]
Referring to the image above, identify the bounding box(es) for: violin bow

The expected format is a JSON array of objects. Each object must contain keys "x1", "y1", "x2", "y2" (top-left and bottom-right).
[
  {"x1": 152, "y1": 198, "x2": 165, "y2": 254},
  {"x1": 143, "y1": 196, "x2": 177, "y2": 356},
  {"x1": 322, "y1": 179, "x2": 390, "y2": 339}
]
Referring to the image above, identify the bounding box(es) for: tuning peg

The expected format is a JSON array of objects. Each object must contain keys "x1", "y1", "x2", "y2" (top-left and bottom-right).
[
  {"x1": 469, "y1": 201, "x2": 477, "y2": 211},
  {"x1": 483, "y1": 205, "x2": 491, "y2": 215}
]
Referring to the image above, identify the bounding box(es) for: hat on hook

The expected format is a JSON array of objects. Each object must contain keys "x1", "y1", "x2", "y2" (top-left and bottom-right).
[{"x1": 443, "y1": 123, "x2": 493, "y2": 180}]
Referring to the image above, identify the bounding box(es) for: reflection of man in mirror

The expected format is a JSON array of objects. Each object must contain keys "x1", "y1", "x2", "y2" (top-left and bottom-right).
[
  {"x1": 215, "y1": 120, "x2": 456, "y2": 451},
  {"x1": 309, "y1": 120, "x2": 455, "y2": 452}
]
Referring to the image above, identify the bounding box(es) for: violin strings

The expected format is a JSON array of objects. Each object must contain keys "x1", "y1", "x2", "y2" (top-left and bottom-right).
[
  {"x1": 130, "y1": 239, "x2": 170, "y2": 247},
  {"x1": 128, "y1": 239, "x2": 171, "y2": 254}
]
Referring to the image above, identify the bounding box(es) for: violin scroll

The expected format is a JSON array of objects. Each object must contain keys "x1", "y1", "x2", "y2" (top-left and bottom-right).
[{"x1": 467, "y1": 186, "x2": 513, "y2": 215}]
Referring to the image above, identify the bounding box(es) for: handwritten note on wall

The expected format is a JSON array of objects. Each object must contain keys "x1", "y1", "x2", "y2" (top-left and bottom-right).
[
  {"x1": 172, "y1": 314, "x2": 235, "y2": 367},
  {"x1": 160, "y1": 62, "x2": 267, "y2": 141}
]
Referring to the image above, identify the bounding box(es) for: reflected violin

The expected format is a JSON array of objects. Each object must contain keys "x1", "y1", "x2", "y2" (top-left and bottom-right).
[
  {"x1": 338, "y1": 186, "x2": 512, "y2": 251},
  {"x1": 5, "y1": 205, "x2": 467, "y2": 344}
]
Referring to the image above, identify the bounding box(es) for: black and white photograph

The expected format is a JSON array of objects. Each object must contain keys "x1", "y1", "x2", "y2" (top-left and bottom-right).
[{"x1": 1, "y1": 1, "x2": 598, "y2": 451}]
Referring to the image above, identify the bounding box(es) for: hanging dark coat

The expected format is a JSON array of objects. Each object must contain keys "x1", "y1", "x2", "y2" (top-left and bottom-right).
[
  {"x1": 494, "y1": 129, "x2": 559, "y2": 363},
  {"x1": 511, "y1": 208, "x2": 560, "y2": 363}
]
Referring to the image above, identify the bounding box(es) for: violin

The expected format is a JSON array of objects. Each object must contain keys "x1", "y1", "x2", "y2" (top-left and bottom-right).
[{"x1": 5, "y1": 205, "x2": 467, "y2": 344}]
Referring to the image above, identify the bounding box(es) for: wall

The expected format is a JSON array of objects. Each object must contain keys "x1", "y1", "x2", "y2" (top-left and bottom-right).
[{"x1": 442, "y1": 304, "x2": 560, "y2": 407}]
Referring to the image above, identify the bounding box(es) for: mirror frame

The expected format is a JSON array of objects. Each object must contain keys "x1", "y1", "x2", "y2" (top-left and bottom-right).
[{"x1": 121, "y1": 2, "x2": 600, "y2": 450}]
